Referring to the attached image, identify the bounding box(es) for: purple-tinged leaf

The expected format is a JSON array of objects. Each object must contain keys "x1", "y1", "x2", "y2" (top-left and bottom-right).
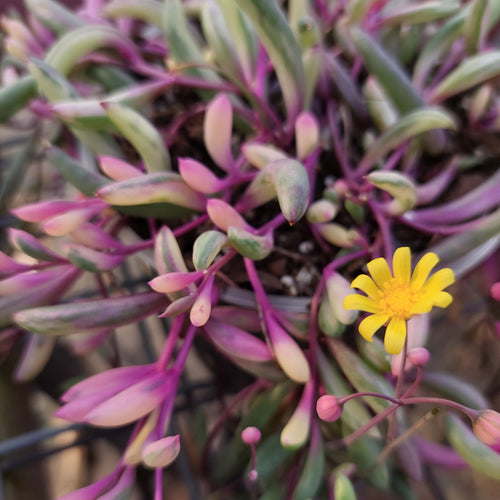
[
  {"x1": 64, "y1": 244, "x2": 126, "y2": 272},
  {"x1": 69, "y1": 223, "x2": 124, "y2": 250},
  {"x1": 0, "y1": 250, "x2": 31, "y2": 277},
  {"x1": 204, "y1": 94, "x2": 234, "y2": 171},
  {"x1": 149, "y1": 271, "x2": 204, "y2": 294},
  {"x1": 14, "y1": 291, "x2": 166, "y2": 336},
  {"x1": 97, "y1": 172, "x2": 206, "y2": 211},
  {"x1": 9, "y1": 228, "x2": 62, "y2": 262},
  {"x1": 228, "y1": 227, "x2": 273, "y2": 261},
  {"x1": 13, "y1": 333, "x2": 56, "y2": 382},
  {"x1": 178, "y1": 158, "x2": 225, "y2": 194},
  {"x1": 207, "y1": 199, "x2": 251, "y2": 232},
  {"x1": 189, "y1": 274, "x2": 215, "y2": 327},
  {"x1": 204, "y1": 319, "x2": 272, "y2": 362},
  {"x1": 98, "y1": 155, "x2": 143, "y2": 181},
  {"x1": 142, "y1": 435, "x2": 181, "y2": 468}
]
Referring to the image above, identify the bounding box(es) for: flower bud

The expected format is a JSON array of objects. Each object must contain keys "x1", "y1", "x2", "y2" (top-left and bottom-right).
[
  {"x1": 241, "y1": 426, "x2": 261, "y2": 445},
  {"x1": 491, "y1": 282, "x2": 500, "y2": 302},
  {"x1": 316, "y1": 395, "x2": 343, "y2": 422},
  {"x1": 142, "y1": 435, "x2": 181, "y2": 468},
  {"x1": 473, "y1": 410, "x2": 500, "y2": 446},
  {"x1": 407, "y1": 347, "x2": 430, "y2": 367}
]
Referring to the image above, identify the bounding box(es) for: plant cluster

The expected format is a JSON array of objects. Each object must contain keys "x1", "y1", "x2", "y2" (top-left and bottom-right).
[{"x1": 1, "y1": 0, "x2": 500, "y2": 498}]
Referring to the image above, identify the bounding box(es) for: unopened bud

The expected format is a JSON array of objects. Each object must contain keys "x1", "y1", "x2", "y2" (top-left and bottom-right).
[
  {"x1": 407, "y1": 347, "x2": 430, "y2": 367},
  {"x1": 241, "y1": 426, "x2": 261, "y2": 445},
  {"x1": 473, "y1": 410, "x2": 500, "y2": 446},
  {"x1": 316, "y1": 395, "x2": 343, "y2": 422}
]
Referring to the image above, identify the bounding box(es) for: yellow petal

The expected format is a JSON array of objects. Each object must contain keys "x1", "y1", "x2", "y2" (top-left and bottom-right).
[
  {"x1": 367, "y1": 257, "x2": 392, "y2": 288},
  {"x1": 411, "y1": 252, "x2": 439, "y2": 289},
  {"x1": 410, "y1": 299, "x2": 433, "y2": 315},
  {"x1": 358, "y1": 313, "x2": 389, "y2": 341},
  {"x1": 432, "y1": 291, "x2": 453, "y2": 308},
  {"x1": 343, "y1": 294, "x2": 381, "y2": 313},
  {"x1": 384, "y1": 318, "x2": 406, "y2": 355},
  {"x1": 422, "y1": 268, "x2": 455, "y2": 294},
  {"x1": 350, "y1": 274, "x2": 381, "y2": 299},
  {"x1": 393, "y1": 247, "x2": 411, "y2": 283}
]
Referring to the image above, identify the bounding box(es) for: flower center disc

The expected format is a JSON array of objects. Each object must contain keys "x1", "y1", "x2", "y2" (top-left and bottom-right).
[{"x1": 379, "y1": 278, "x2": 419, "y2": 320}]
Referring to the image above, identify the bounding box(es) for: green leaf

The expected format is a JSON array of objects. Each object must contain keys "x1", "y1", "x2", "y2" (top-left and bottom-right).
[
  {"x1": 102, "y1": 101, "x2": 171, "y2": 172},
  {"x1": 422, "y1": 372, "x2": 489, "y2": 410},
  {"x1": 379, "y1": 1, "x2": 460, "y2": 27},
  {"x1": 413, "y1": 11, "x2": 465, "y2": 88},
  {"x1": 464, "y1": 0, "x2": 488, "y2": 54},
  {"x1": 44, "y1": 24, "x2": 137, "y2": 76},
  {"x1": 328, "y1": 339, "x2": 394, "y2": 413},
  {"x1": 292, "y1": 423, "x2": 325, "y2": 500},
  {"x1": 97, "y1": 172, "x2": 205, "y2": 211},
  {"x1": 430, "y1": 51, "x2": 500, "y2": 102},
  {"x1": 193, "y1": 230, "x2": 228, "y2": 270},
  {"x1": 103, "y1": 0, "x2": 163, "y2": 27},
  {"x1": 46, "y1": 146, "x2": 110, "y2": 197},
  {"x1": 14, "y1": 292, "x2": 166, "y2": 335},
  {"x1": 234, "y1": 0, "x2": 305, "y2": 119},
  {"x1": 445, "y1": 414, "x2": 500, "y2": 480},
  {"x1": 162, "y1": 0, "x2": 219, "y2": 95},
  {"x1": 317, "y1": 348, "x2": 380, "y2": 437},
  {"x1": 255, "y1": 432, "x2": 297, "y2": 484},
  {"x1": 350, "y1": 26, "x2": 424, "y2": 114},
  {"x1": 359, "y1": 107, "x2": 457, "y2": 172},
  {"x1": 334, "y1": 473, "x2": 357, "y2": 500},
  {"x1": 228, "y1": 226, "x2": 273, "y2": 261},
  {"x1": 0, "y1": 76, "x2": 37, "y2": 123}
]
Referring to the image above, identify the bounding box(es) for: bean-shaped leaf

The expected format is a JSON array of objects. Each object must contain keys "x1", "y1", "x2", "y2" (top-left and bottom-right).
[
  {"x1": 234, "y1": 0, "x2": 305, "y2": 120},
  {"x1": 358, "y1": 107, "x2": 456, "y2": 172},
  {"x1": 445, "y1": 414, "x2": 500, "y2": 480},
  {"x1": 430, "y1": 51, "x2": 500, "y2": 102},
  {"x1": 14, "y1": 292, "x2": 166, "y2": 336}
]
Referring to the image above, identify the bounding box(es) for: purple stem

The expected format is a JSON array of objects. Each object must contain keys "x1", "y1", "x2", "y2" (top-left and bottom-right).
[
  {"x1": 157, "y1": 315, "x2": 185, "y2": 369},
  {"x1": 327, "y1": 101, "x2": 354, "y2": 181},
  {"x1": 154, "y1": 467, "x2": 163, "y2": 500},
  {"x1": 367, "y1": 199, "x2": 394, "y2": 261}
]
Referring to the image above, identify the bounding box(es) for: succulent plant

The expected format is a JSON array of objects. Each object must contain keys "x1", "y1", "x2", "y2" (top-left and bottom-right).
[{"x1": 1, "y1": 0, "x2": 500, "y2": 498}]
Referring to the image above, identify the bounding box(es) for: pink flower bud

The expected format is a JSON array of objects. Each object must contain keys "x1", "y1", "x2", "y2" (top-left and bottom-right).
[
  {"x1": 204, "y1": 94, "x2": 234, "y2": 171},
  {"x1": 241, "y1": 426, "x2": 261, "y2": 445},
  {"x1": 206, "y1": 199, "x2": 250, "y2": 233},
  {"x1": 178, "y1": 157, "x2": 224, "y2": 194},
  {"x1": 407, "y1": 347, "x2": 430, "y2": 367},
  {"x1": 142, "y1": 435, "x2": 181, "y2": 468},
  {"x1": 295, "y1": 111, "x2": 319, "y2": 160},
  {"x1": 473, "y1": 409, "x2": 500, "y2": 446},
  {"x1": 149, "y1": 270, "x2": 204, "y2": 294},
  {"x1": 98, "y1": 155, "x2": 143, "y2": 181},
  {"x1": 491, "y1": 282, "x2": 500, "y2": 302},
  {"x1": 316, "y1": 395, "x2": 343, "y2": 422}
]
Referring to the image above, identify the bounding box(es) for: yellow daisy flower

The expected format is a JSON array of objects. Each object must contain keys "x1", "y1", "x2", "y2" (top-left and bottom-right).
[{"x1": 343, "y1": 247, "x2": 454, "y2": 355}]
